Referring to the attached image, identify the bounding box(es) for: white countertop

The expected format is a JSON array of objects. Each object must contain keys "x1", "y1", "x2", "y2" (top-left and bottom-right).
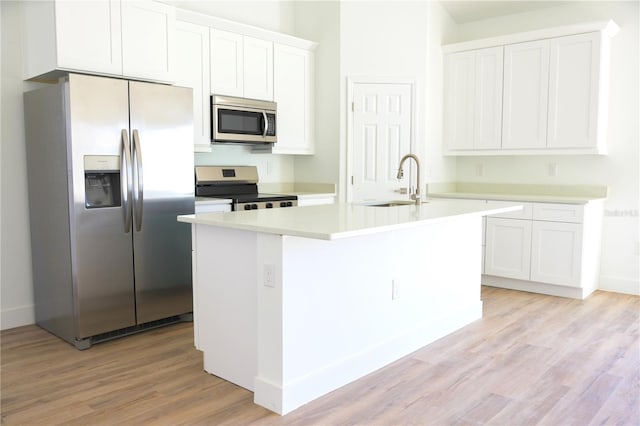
[
  {"x1": 427, "y1": 182, "x2": 607, "y2": 204},
  {"x1": 428, "y1": 192, "x2": 605, "y2": 204},
  {"x1": 178, "y1": 199, "x2": 522, "y2": 240}
]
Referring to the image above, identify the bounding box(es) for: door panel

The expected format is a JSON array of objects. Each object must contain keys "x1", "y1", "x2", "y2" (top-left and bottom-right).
[
  {"x1": 128, "y1": 81, "x2": 194, "y2": 324},
  {"x1": 531, "y1": 221, "x2": 582, "y2": 287},
  {"x1": 484, "y1": 217, "x2": 532, "y2": 280},
  {"x1": 502, "y1": 40, "x2": 549, "y2": 149},
  {"x1": 67, "y1": 74, "x2": 136, "y2": 338},
  {"x1": 352, "y1": 83, "x2": 412, "y2": 202}
]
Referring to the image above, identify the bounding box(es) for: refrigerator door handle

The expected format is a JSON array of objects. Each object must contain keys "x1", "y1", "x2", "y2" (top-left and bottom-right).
[
  {"x1": 121, "y1": 129, "x2": 133, "y2": 233},
  {"x1": 132, "y1": 129, "x2": 144, "y2": 232}
]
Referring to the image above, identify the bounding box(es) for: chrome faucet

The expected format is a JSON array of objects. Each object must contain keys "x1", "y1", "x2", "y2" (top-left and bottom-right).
[{"x1": 396, "y1": 153, "x2": 421, "y2": 205}]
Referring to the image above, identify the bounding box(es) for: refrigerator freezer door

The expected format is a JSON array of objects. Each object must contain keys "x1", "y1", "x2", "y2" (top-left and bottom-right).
[
  {"x1": 67, "y1": 74, "x2": 137, "y2": 338},
  {"x1": 129, "y1": 81, "x2": 194, "y2": 323}
]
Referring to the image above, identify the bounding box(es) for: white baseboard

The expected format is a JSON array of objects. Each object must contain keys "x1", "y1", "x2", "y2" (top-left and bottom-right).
[
  {"x1": 598, "y1": 276, "x2": 640, "y2": 296},
  {"x1": 254, "y1": 301, "x2": 483, "y2": 415},
  {"x1": 1, "y1": 304, "x2": 35, "y2": 330}
]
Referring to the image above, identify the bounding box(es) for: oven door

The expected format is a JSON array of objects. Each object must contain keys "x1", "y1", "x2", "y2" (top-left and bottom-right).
[{"x1": 212, "y1": 104, "x2": 276, "y2": 144}]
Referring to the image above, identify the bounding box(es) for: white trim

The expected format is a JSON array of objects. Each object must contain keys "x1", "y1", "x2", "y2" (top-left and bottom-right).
[
  {"x1": 175, "y1": 8, "x2": 318, "y2": 51},
  {"x1": 1, "y1": 304, "x2": 35, "y2": 330},
  {"x1": 442, "y1": 20, "x2": 618, "y2": 53},
  {"x1": 345, "y1": 77, "x2": 418, "y2": 203},
  {"x1": 598, "y1": 276, "x2": 640, "y2": 296}
]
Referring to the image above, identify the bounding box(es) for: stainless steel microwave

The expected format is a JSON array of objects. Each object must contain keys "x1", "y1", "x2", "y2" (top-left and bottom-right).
[{"x1": 211, "y1": 95, "x2": 277, "y2": 144}]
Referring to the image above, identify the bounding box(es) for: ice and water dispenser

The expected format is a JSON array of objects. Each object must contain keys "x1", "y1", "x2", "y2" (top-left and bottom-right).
[{"x1": 84, "y1": 156, "x2": 121, "y2": 209}]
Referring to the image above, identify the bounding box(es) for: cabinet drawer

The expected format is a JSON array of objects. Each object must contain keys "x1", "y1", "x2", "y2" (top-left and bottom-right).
[
  {"x1": 533, "y1": 203, "x2": 583, "y2": 223},
  {"x1": 489, "y1": 202, "x2": 533, "y2": 220}
]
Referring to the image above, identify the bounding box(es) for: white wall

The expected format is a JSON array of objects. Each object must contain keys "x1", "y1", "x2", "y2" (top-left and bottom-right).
[
  {"x1": 291, "y1": 1, "x2": 341, "y2": 188},
  {"x1": 450, "y1": 1, "x2": 640, "y2": 294},
  {"x1": 1, "y1": 1, "x2": 47, "y2": 329},
  {"x1": 292, "y1": 1, "x2": 458, "y2": 201}
]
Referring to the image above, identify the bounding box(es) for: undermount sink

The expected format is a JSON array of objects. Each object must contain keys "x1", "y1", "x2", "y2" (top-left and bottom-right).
[{"x1": 363, "y1": 200, "x2": 428, "y2": 207}]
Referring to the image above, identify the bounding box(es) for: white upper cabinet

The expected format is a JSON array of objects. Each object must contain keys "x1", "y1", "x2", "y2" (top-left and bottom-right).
[
  {"x1": 502, "y1": 40, "x2": 550, "y2": 150},
  {"x1": 210, "y1": 29, "x2": 244, "y2": 97},
  {"x1": 121, "y1": 1, "x2": 175, "y2": 82},
  {"x1": 442, "y1": 21, "x2": 618, "y2": 156},
  {"x1": 445, "y1": 47, "x2": 503, "y2": 151},
  {"x1": 444, "y1": 51, "x2": 475, "y2": 151},
  {"x1": 547, "y1": 32, "x2": 601, "y2": 150},
  {"x1": 53, "y1": 0, "x2": 123, "y2": 76},
  {"x1": 175, "y1": 21, "x2": 211, "y2": 152},
  {"x1": 22, "y1": 0, "x2": 175, "y2": 83},
  {"x1": 271, "y1": 44, "x2": 314, "y2": 155},
  {"x1": 243, "y1": 37, "x2": 274, "y2": 101},
  {"x1": 210, "y1": 30, "x2": 273, "y2": 101}
]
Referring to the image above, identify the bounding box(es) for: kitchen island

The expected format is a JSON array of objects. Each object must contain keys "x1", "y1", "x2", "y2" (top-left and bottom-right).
[{"x1": 178, "y1": 199, "x2": 521, "y2": 415}]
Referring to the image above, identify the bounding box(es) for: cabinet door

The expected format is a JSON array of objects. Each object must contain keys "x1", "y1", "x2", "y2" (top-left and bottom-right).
[
  {"x1": 175, "y1": 21, "x2": 211, "y2": 151},
  {"x1": 484, "y1": 218, "x2": 532, "y2": 280},
  {"x1": 121, "y1": 1, "x2": 175, "y2": 82},
  {"x1": 210, "y1": 29, "x2": 244, "y2": 97},
  {"x1": 243, "y1": 37, "x2": 273, "y2": 101},
  {"x1": 531, "y1": 221, "x2": 583, "y2": 287},
  {"x1": 547, "y1": 32, "x2": 601, "y2": 149},
  {"x1": 272, "y1": 44, "x2": 314, "y2": 155},
  {"x1": 474, "y1": 47, "x2": 503, "y2": 150},
  {"x1": 444, "y1": 51, "x2": 475, "y2": 151},
  {"x1": 54, "y1": 0, "x2": 122, "y2": 76},
  {"x1": 502, "y1": 40, "x2": 549, "y2": 149}
]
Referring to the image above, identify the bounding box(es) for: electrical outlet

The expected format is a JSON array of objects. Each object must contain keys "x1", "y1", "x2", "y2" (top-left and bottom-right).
[
  {"x1": 392, "y1": 280, "x2": 399, "y2": 300},
  {"x1": 548, "y1": 163, "x2": 558, "y2": 177},
  {"x1": 263, "y1": 264, "x2": 275, "y2": 288},
  {"x1": 475, "y1": 164, "x2": 483, "y2": 177},
  {"x1": 266, "y1": 161, "x2": 272, "y2": 175}
]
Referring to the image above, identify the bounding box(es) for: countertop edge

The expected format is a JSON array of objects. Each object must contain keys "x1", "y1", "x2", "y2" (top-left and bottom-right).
[
  {"x1": 428, "y1": 192, "x2": 606, "y2": 204},
  {"x1": 178, "y1": 203, "x2": 522, "y2": 240}
]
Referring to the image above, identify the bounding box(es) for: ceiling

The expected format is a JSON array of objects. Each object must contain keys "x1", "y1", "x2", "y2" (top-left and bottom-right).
[{"x1": 439, "y1": 1, "x2": 570, "y2": 24}]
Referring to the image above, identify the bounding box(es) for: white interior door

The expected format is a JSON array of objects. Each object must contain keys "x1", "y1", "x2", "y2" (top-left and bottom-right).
[{"x1": 351, "y1": 83, "x2": 412, "y2": 202}]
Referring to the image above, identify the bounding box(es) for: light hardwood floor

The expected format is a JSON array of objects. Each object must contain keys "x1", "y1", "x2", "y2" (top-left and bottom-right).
[{"x1": 2, "y1": 286, "x2": 639, "y2": 425}]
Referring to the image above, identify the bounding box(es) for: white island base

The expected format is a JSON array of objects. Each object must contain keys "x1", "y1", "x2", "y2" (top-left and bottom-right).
[{"x1": 191, "y1": 209, "x2": 491, "y2": 415}]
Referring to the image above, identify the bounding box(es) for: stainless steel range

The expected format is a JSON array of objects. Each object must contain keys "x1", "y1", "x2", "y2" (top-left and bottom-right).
[{"x1": 195, "y1": 166, "x2": 297, "y2": 211}]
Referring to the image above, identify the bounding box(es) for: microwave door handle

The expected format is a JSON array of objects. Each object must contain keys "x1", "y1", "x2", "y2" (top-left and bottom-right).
[
  {"x1": 121, "y1": 129, "x2": 133, "y2": 233},
  {"x1": 262, "y1": 111, "x2": 268, "y2": 137},
  {"x1": 132, "y1": 129, "x2": 143, "y2": 232}
]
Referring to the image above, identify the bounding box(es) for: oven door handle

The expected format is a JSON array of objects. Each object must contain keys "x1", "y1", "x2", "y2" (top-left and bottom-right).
[{"x1": 262, "y1": 111, "x2": 268, "y2": 137}]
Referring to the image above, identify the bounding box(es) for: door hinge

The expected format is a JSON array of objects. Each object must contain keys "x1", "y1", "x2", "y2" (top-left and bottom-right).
[
  {"x1": 351, "y1": 101, "x2": 354, "y2": 112},
  {"x1": 351, "y1": 176, "x2": 354, "y2": 185}
]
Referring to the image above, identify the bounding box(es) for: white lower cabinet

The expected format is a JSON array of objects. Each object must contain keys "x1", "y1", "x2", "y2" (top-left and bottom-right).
[
  {"x1": 530, "y1": 221, "x2": 583, "y2": 287},
  {"x1": 483, "y1": 201, "x2": 602, "y2": 299},
  {"x1": 485, "y1": 218, "x2": 532, "y2": 280}
]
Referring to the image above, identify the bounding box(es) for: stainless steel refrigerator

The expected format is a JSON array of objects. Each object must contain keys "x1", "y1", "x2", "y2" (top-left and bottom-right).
[{"x1": 24, "y1": 73, "x2": 194, "y2": 349}]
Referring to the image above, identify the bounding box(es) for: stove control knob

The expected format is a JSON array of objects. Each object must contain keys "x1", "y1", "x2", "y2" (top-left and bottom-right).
[
  {"x1": 280, "y1": 202, "x2": 287, "y2": 207},
  {"x1": 286, "y1": 201, "x2": 293, "y2": 207},
  {"x1": 244, "y1": 205, "x2": 252, "y2": 211},
  {"x1": 251, "y1": 204, "x2": 258, "y2": 210},
  {"x1": 266, "y1": 203, "x2": 273, "y2": 208}
]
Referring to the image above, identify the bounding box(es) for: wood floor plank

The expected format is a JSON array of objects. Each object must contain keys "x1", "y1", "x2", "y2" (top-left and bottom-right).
[{"x1": 2, "y1": 287, "x2": 638, "y2": 425}]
